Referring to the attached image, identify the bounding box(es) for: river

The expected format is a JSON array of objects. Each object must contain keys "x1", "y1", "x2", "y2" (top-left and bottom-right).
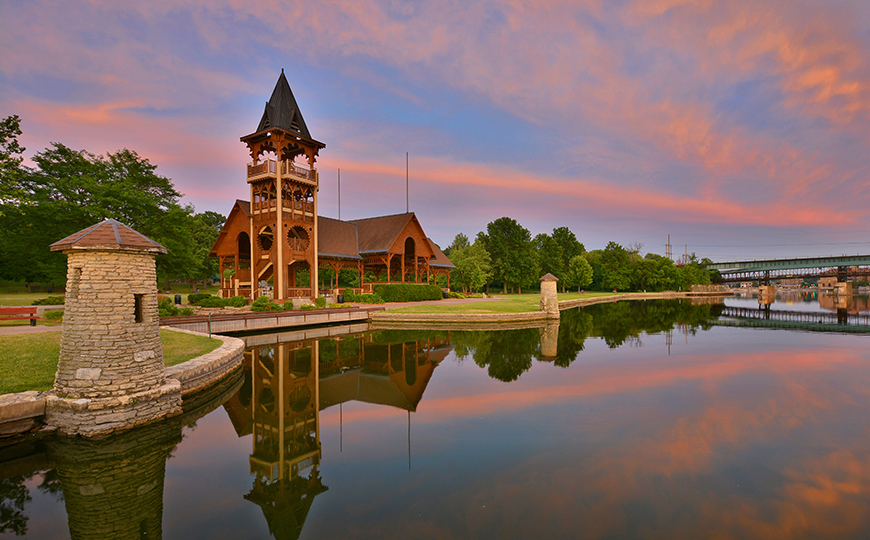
[{"x1": 2, "y1": 295, "x2": 870, "y2": 539}]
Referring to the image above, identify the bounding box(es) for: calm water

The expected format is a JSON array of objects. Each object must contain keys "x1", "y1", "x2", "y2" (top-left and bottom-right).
[{"x1": 3, "y1": 296, "x2": 870, "y2": 539}]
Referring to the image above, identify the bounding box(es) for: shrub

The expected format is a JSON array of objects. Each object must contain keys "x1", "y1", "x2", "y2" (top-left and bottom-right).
[
  {"x1": 197, "y1": 296, "x2": 228, "y2": 308},
  {"x1": 328, "y1": 303, "x2": 342, "y2": 308},
  {"x1": 355, "y1": 293, "x2": 384, "y2": 304},
  {"x1": 300, "y1": 303, "x2": 316, "y2": 310},
  {"x1": 372, "y1": 284, "x2": 443, "y2": 302},
  {"x1": 44, "y1": 309, "x2": 64, "y2": 321},
  {"x1": 33, "y1": 296, "x2": 65, "y2": 305},
  {"x1": 315, "y1": 296, "x2": 327, "y2": 309},
  {"x1": 187, "y1": 293, "x2": 213, "y2": 305},
  {"x1": 448, "y1": 291, "x2": 466, "y2": 299},
  {"x1": 158, "y1": 297, "x2": 192, "y2": 317},
  {"x1": 251, "y1": 295, "x2": 281, "y2": 312},
  {"x1": 283, "y1": 301, "x2": 295, "y2": 310},
  {"x1": 228, "y1": 295, "x2": 247, "y2": 307}
]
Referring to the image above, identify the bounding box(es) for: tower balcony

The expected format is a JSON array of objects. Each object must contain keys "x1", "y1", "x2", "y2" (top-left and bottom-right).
[{"x1": 247, "y1": 159, "x2": 318, "y2": 187}]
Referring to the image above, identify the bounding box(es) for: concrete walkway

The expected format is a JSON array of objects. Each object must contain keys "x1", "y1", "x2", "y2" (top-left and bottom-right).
[{"x1": 0, "y1": 325, "x2": 61, "y2": 336}]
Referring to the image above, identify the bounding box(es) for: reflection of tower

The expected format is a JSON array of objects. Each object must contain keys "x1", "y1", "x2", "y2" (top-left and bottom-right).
[
  {"x1": 539, "y1": 320, "x2": 560, "y2": 359},
  {"x1": 246, "y1": 339, "x2": 326, "y2": 538},
  {"x1": 242, "y1": 70, "x2": 326, "y2": 302},
  {"x1": 46, "y1": 418, "x2": 182, "y2": 540}
]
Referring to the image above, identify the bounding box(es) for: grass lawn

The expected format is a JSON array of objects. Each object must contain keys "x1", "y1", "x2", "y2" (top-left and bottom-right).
[
  {"x1": 385, "y1": 291, "x2": 619, "y2": 314},
  {"x1": 0, "y1": 329, "x2": 222, "y2": 395}
]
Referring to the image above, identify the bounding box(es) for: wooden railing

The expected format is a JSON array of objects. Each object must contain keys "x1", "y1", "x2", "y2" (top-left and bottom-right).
[
  {"x1": 247, "y1": 160, "x2": 276, "y2": 179},
  {"x1": 281, "y1": 160, "x2": 316, "y2": 184},
  {"x1": 246, "y1": 159, "x2": 316, "y2": 184}
]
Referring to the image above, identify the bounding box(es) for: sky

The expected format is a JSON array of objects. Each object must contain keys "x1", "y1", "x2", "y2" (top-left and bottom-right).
[{"x1": 1, "y1": 0, "x2": 869, "y2": 261}]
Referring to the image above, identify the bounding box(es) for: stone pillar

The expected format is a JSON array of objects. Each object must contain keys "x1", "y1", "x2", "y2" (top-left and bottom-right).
[
  {"x1": 539, "y1": 273, "x2": 560, "y2": 317},
  {"x1": 45, "y1": 219, "x2": 182, "y2": 437}
]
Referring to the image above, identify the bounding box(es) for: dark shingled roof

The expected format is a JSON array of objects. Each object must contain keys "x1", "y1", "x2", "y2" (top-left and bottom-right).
[
  {"x1": 236, "y1": 199, "x2": 251, "y2": 218},
  {"x1": 348, "y1": 213, "x2": 414, "y2": 253},
  {"x1": 256, "y1": 69, "x2": 312, "y2": 140},
  {"x1": 426, "y1": 238, "x2": 455, "y2": 269},
  {"x1": 50, "y1": 219, "x2": 167, "y2": 253},
  {"x1": 318, "y1": 216, "x2": 362, "y2": 260}
]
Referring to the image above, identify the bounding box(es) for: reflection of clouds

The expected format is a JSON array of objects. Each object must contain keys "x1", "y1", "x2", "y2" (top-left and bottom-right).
[{"x1": 320, "y1": 343, "x2": 870, "y2": 538}]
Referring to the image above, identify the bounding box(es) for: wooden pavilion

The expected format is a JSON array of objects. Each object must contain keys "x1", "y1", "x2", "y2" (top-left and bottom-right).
[{"x1": 210, "y1": 71, "x2": 453, "y2": 300}]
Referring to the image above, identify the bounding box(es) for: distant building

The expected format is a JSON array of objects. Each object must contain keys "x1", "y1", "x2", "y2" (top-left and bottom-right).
[{"x1": 779, "y1": 277, "x2": 801, "y2": 288}]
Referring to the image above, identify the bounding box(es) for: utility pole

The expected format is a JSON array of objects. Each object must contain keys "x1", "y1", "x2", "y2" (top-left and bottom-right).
[
  {"x1": 666, "y1": 234, "x2": 672, "y2": 261},
  {"x1": 406, "y1": 152, "x2": 409, "y2": 213},
  {"x1": 337, "y1": 168, "x2": 341, "y2": 220}
]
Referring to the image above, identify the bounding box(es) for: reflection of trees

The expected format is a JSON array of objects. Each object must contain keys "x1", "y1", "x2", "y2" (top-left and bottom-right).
[
  {"x1": 0, "y1": 476, "x2": 30, "y2": 536},
  {"x1": 452, "y1": 329, "x2": 540, "y2": 382},
  {"x1": 452, "y1": 300, "x2": 723, "y2": 382},
  {"x1": 586, "y1": 300, "x2": 723, "y2": 348}
]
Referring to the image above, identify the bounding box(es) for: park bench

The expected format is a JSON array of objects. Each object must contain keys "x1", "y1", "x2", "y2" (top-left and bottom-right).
[{"x1": 0, "y1": 306, "x2": 39, "y2": 326}]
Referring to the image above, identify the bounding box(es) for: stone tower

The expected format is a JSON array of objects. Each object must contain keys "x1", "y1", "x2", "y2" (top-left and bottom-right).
[
  {"x1": 241, "y1": 69, "x2": 325, "y2": 301},
  {"x1": 45, "y1": 219, "x2": 182, "y2": 437}
]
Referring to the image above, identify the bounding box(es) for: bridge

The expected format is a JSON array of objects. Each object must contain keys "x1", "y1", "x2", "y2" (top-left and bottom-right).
[
  {"x1": 705, "y1": 255, "x2": 870, "y2": 285},
  {"x1": 713, "y1": 305, "x2": 870, "y2": 335}
]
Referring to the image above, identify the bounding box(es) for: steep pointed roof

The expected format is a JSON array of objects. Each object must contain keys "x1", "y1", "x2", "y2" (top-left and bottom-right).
[
  {"x1": 256, "y1": 69, "x2": 313, "y2": 140},
  {"x1": 349, "y1": 212, "x2": 416, "y2": 253},
  {"x1": 50, "y1": 219, "x2": 167, "y2": 254}
]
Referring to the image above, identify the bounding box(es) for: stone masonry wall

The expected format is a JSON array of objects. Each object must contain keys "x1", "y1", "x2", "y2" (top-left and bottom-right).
[{"x1": 56, "y1": 250, "x2": 165, "y2": 399}]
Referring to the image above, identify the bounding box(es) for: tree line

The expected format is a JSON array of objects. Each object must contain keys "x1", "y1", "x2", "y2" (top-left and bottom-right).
[
  {"x1": 444, "y1": 216, "x2": 716, "y2": 293},
  {"x1": 0, "y1": 115, "x2": 222, "y2": 289}
]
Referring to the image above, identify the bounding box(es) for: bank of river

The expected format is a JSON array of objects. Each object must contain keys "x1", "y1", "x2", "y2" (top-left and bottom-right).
[{"x1": 2, "y1": 297, "x2": 869, "y2": 539}]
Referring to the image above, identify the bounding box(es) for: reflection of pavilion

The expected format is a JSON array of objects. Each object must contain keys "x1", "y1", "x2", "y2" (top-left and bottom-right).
[
  {"x1": 244, "y1": 339, "x2": 326, "y2": 540},
  {"x1": 233, "y1": 332, "x2": 451, "y2": 539},
  {"x1": 319, "y1": 334, "x2": 452, "y2": 412}
]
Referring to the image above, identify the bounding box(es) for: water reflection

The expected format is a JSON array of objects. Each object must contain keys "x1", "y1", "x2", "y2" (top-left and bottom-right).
[{"x1": 5, "y1": 298, "x2": 870, "y2": 539}]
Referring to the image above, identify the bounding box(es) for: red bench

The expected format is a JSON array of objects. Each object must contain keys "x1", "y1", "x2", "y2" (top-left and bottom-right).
[{"x1": 0, "y1": 307, "x2": 39, "y2": 326}]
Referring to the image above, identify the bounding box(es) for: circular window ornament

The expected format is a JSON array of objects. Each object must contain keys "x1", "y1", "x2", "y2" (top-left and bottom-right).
[
  {"x1": 258, "y1": 226, "x2": 274, "y2": 251},
  {"x1": 287, "y1": 226, "x2": 310, "y2": 251}
]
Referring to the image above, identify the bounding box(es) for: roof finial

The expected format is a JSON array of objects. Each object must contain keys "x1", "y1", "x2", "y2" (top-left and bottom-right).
[{"x1": 281, "y1": 68, "x2": 284, "y2": 74}]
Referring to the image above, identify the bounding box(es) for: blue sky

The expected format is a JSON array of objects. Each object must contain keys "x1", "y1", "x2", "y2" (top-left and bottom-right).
[{"x1": 2, "y1": 0, "x2": 869, "y2": 260}]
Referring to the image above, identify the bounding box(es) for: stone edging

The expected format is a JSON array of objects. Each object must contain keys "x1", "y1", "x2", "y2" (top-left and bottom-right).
[
  {"x1": 0, "y1": 328, "x2": 245, "y2": 438},
  {"x1": 162, "y1": 327, "x2": 246, "y2": 396},
  {"x1": 370, "y1": 291, "x2": 731, "y2": 327}
]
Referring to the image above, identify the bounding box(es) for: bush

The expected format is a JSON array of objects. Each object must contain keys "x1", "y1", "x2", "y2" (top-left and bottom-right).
[
  {"x1": 372, "y1": 284, "x2": 443, "y2": 302},
  {"x1": 283, "y1": 301, "x2": 295, "y2": 310},
  {"x1": 187, "y1": 293, "x2": 213, "y2": 305},
  {"x1": 328, "y1": 303, "x2": 342, "y2": 308},
  {"x1": 44, "y1": 309, "x2": 64, "y2": 321},
  {"x1": 33, "y1": 296, "x2": 65, "y2": 305},
  {"x1": 251, "y1": 295, "x2": 282, "y2": 312},
  {"x1": 448, "y1": 291, "x2": 466, "y2": 299},
  {"x1": 315, "y1": 296, "x2": 327, "y2": 309},
  {"x1": 158, "y1": 297, "x2": 194, "y2": 317},
  {"x1": 299, "y1": 303, "x2": 316, "y2": 310},
  {"x1": 356, "y1": 293, "x2": 384, "y2": 304},
  {"x1": 197, "y1": 296, "x2": 228, "y2": 308},
  {"x1": 228, "y1": 295, "x2": 247, "y2": 307}
]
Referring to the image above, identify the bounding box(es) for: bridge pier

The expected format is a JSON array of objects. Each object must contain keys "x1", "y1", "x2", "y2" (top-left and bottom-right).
[
  {"x1": 834, "y1": 281, "x2": 853, "y2": 296},
  {"x1": 758, "y1": 285, "x2": 776, "y2": 304}
]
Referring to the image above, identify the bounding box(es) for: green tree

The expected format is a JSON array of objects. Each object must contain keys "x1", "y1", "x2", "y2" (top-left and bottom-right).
[
  {"x1": 0, "y1": 142, "x2": 199, "y2": 285},
  {"x1": 449, "y1": 238, "x2": 492, "y2": 293},
  {"x1": 0, "y1": 115, "x2": 26, "y2": 204},
  {"x1": 599, "y1": 241, "x2": 631, "y2": 291},
  {"x1": 480, "y1": 217, "x2": 539, "y2": 293},
  {"x1": 565, "y1": 254, "x2": 593, "y2": 291},
  {"x1": 551, "y1": 226, "x2": 584, "y2": 291},
  {"x1": 444, "y1": 232, "x2": 469, "y2": 258},
  {"x1": 534, "y1": 232, "x2": 564, "y2": 282}
]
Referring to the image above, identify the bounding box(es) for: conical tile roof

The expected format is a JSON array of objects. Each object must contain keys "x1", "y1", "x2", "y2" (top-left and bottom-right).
[{"x1": 50, "y1": 219, "x2": 167, "y2": 253}]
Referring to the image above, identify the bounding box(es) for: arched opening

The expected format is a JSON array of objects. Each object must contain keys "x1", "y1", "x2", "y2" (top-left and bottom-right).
[
  {"x1": 238, "y1": 232, "x2": 251, "y2": 260},
  {"x1": 404, "y1": 238, "x2": 416, "y2": 282}
]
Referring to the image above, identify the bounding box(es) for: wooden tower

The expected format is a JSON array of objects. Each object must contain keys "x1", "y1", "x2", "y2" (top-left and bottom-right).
[{"x1": 241, "y1": 70, "x2": 325, "y2": 301}]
